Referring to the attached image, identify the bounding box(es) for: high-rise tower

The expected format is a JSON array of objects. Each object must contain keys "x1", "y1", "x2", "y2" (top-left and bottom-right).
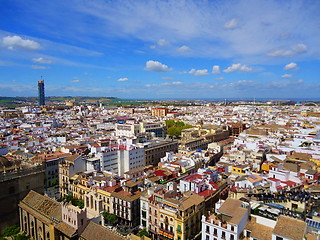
[{"x1": 38, "y1": 79, "x2": 45, "y2": 106}]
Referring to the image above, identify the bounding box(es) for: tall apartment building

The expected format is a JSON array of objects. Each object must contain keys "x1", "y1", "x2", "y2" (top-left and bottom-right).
[
  {"x1": 97, "y1": 144, "x2": 145, "y2": 176},
  {"x1": 38, "y1": 79, "x2": 45, "y2": 106},
  {"x1": 32, "y1": 152, "x2": 71, "y2": 198},
  {"x1": 111, "y1": 180, "x2": 146, "y2": 227},
  {"x1": 59, "y1": 154, "x2": 86, "y2": 197}
]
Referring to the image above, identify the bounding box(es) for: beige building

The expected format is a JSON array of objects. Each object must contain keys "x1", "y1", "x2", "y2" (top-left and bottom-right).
[
  {"x1": 59, "y1": 154, "x2": 86, "y2": 198},
  {"x1": 19, "y1": 190, "x2": 87, "y2": 240},
  {"x1": 151, "y1": 108, "x2": 168, "y2": 117},
  {"x1": 148, "y1": 187, "x2": 205, "y2": 240}
]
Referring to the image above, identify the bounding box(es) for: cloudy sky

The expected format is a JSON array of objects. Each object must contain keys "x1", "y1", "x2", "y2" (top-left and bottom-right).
[{"x1": 0, "y1": 0, "x2": 320, "y2": 99}]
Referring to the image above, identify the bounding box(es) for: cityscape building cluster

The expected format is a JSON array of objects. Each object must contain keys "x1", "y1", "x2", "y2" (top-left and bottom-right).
[{"x1": 0, "y1": 96, "x2": 319, "y2": 240}]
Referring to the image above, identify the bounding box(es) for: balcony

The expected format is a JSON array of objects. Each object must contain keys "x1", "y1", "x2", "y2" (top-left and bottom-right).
[
  {"x1": 207, "y1": 214, "x2": 228, "y2": 229},
  {"x1": 158, "y1": 228, "x2": 174, "y2": 239}
]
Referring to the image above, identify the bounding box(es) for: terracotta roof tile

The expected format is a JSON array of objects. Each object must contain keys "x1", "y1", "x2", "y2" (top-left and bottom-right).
[
  {"x1": 272, "y1": 215, "x2": 306, "y2": 240},
  {"x1": 81, "y1": 221, "x2": 125, "y2": 240}
]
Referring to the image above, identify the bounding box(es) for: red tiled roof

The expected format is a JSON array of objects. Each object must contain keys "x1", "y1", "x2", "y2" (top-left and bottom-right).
[
  {"x1": 197, "y1": 189, "x2": 215, "y2": 198},
  {"x1": 184, "y1": 173, "x2": 203, "y2": 182}
]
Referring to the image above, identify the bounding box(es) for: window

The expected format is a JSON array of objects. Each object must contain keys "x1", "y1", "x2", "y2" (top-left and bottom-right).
[
  {"x1": 221, "y1": 231, "x2": 226, "y2": 239},
  {"x1": 230, "y1": 234, "x2": 234, "y2": 240},
  {"x1": 276, "y1": 237, "x2": 283, "y2": 240},
  {"x1": 206, "y1": 225, "x2": 210, "y2": 233},
  {"x1": 213, "y1": 228, "x2": 217, "y2": 236},
  {"x1": 206, "y1": 235, "x2": 210, "y2": 240},
  {"x1": 231, "y1": 225, "x2": 234, "y2": 231}
]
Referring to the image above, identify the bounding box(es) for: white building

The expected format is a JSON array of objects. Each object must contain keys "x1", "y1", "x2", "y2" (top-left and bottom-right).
[
  {"x1": 96, "y1": 144, "x2": 145, "y2": 176},
  {"x1": 201, "y1": 199, "x2": 249, "y2": 240},
  {"x1": 115, "y1": 123, "x2": 140, "y2": 137}
]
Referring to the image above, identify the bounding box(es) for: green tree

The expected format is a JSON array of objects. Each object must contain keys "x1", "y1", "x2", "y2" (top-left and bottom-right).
[
  {"x1": 15, "y1": 233, "x2": 31, "y2": 240},
  {"x1": 138, "y1": 228, "x2": 150, "y2": 237},
  {"x1": 63, "y1": 195, "x2": 84, "y2": 209},
  {"x1": 2, "y1": 225, "x2": 20, "y2": 237},
  {"x1": 167, "y1": 126, "x2": 181, "y2": 137},
  {"x1": 176, "y1": 121, "x2": 185, "y2": 127},
  {"x1": 165, "y1": 120, "x2": 175, "y2": 128},
  {"x1": 103, "y1": 212, "x2": 118, "y2": 225}
]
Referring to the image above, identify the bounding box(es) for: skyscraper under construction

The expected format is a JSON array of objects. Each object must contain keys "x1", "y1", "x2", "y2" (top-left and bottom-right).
[{"x1": 38, "y1": 79, "x2": 45, "y2": 106}]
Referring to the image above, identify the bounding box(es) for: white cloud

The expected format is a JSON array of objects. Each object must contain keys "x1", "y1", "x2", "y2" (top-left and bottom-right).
[
  {"x1": 145, "y1": 60, "x2": 172, "y2": 72},
  {"x1": 281, "y1": 74, "x2": 292, "y2": 78},
  {"x1": 162, "y1": 81, "x2": 182, "y2": 86},
  {"x1": 117, "y1": 77, "x2": 129, "y2": 82},
  {"x1": 71, "y1": 79, "x2": 81, "y2": 83},
  {"x1": 178, "y1": 45, "x2": 190, "y2": 53},
  {"x1": 284, "y1": 62, "x2": 298, "y2": 70},
  {"x1": 215, "y1": 77, "x2": 224, "y2": 81},
  {"x1": 293, "y1": 43, "x2": 307, "y2": 53},
  {"x1": 17, "y1": 0, "x2": 320, "y2": 63},
  {"x1": 226, "y1": 80, "x2": 257, "y2": 88},
  {"x1": 145, "y1": 81, "x2": 182, "y2": 87},
  {"x1": 223, "y1": 63, "x2": 253, "y2": 73},
  {"x1": 157, "y1": 39, "x2": 169, "y2": 46},
  {"x1": 189, "y1": 69, "x2": 209, "y2": 76},
  {"x1": 267, "y1": 49, "x2": 293, "y2": 57},
  {"x1": 212, "y1": 65, "x2": 220, "y2": 74},
  {"x1": 2, "y1": 35, "x2": 41, "y2": 50},
  {"x1": 224, "y1": 18, "x2": 238, "y2": 29},
  {"x1": 31, "y1": 65, "x2": 50, "y2": 69},
  {"x1": 32, "y1": 57, "x2": 53, "y2": 64},
  {"x1": 267, "y1": 43, "x2": 308, "y2": 57}
]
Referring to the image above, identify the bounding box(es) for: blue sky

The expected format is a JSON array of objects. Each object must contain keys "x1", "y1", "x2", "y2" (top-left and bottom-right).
[{"x1": 0, "y1": 0, "x2": 320, "y2": 99}]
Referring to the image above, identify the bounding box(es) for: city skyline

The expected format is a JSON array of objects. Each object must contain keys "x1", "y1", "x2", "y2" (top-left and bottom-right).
[{"x1": 1, "y1": 0, "x2": 320, "y2": 99}]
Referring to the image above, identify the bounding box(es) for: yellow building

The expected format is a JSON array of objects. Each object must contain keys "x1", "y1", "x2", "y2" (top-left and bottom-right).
[
  {"x1": 69, "y1": 173, "x2": 114, "y2": 214},
  {"x1": 148, "y1": 188, "x2": 205, "y2": 240},
  {"x1": 232, "y1": 164, "x2": 250, "y2": 175}
]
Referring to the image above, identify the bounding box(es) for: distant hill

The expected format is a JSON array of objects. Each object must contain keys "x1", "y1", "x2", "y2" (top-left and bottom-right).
[{"x1": 0, "y1": 96, "x2": 125, "y2": 107}]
